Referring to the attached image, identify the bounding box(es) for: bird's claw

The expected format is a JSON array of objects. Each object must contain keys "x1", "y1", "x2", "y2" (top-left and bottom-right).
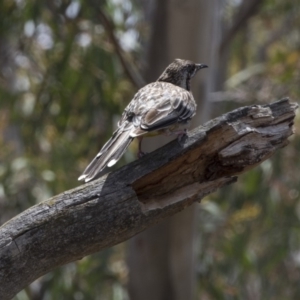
[{"x1": 138, "y1": 151, "x2": 148, "y2": 158}]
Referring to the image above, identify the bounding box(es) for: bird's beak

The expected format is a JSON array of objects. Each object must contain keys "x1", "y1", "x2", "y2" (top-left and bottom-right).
[{"x1": 196, "y1": 64, "x2": 208, "y2": 70}]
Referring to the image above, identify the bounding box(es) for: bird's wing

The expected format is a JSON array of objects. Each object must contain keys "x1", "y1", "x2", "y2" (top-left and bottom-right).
[{"x1": 125, "y1": 82, "x2": 196, "y2": 135}]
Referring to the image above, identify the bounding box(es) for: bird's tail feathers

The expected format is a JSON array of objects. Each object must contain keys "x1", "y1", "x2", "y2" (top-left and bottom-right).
[{"x1": 78, "y1": 129, "x2": 133, "y2": 182}]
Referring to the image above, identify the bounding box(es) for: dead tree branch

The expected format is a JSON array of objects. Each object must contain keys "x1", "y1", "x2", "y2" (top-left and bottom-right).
[{"x1": 0, "y1": 98, "x2": 297, "y2": 300}]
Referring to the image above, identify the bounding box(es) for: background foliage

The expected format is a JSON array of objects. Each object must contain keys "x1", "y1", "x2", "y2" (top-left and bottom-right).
[{"x1": 0, "y1": 0, "x2": 299, "y2": 299}]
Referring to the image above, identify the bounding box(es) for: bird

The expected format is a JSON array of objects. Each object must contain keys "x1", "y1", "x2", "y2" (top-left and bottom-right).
[{"x1": 78, "y1": 58, "x2": 208, "y2": 182}]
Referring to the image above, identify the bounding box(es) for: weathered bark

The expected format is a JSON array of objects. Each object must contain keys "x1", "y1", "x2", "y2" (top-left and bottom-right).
[{"x1": 0, "y1": 99, "x2": 297, "y2": 300}]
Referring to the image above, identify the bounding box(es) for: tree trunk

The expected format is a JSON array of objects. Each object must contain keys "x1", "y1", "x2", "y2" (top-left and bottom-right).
[{"x1": 128, "y1": 2, "x2": 224, "y2": 299}]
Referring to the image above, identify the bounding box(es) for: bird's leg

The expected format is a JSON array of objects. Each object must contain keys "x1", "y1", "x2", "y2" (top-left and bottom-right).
[
  {"x1": 176, "y1": 128, "x2": 188, "y2": 143},
  {"x1": 164, "y1": 128, "x2": 187, "y2": 137},
  {"x1": 164, "y1": 129, "x2": 187, "y2": 142},
  {"x1": 137, "y1": 136, "x2": 146, "y2": 158}
]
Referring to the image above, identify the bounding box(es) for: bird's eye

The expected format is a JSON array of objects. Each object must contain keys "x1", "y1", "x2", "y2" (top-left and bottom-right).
[{"x1": 184, "y1": 64, "x2": 192, "y2": 72}]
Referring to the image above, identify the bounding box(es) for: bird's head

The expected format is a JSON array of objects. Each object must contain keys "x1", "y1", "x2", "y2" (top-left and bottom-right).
[{"x1": 157, "y1": 59, "x2": 208, "y2": 91}]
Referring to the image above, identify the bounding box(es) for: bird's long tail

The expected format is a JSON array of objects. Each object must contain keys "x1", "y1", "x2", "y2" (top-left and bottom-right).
[{"x1": 78, "y1": 129, "x2": 134, "y2": 182}]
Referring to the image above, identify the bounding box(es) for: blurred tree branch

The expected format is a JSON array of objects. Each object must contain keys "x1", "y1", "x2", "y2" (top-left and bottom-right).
[
  {"x1": 220, "y1": 0, "x2": 264, "y2": 54},
  {"x1": 91, "y1": 2, "x2": 146, "y2": 88},
  {"x1": 0, "y1": 99, "x2": 297, "y2": 300},
  {"x1": 257, "y1": 12, "x2": 296, "y2": 61}
]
